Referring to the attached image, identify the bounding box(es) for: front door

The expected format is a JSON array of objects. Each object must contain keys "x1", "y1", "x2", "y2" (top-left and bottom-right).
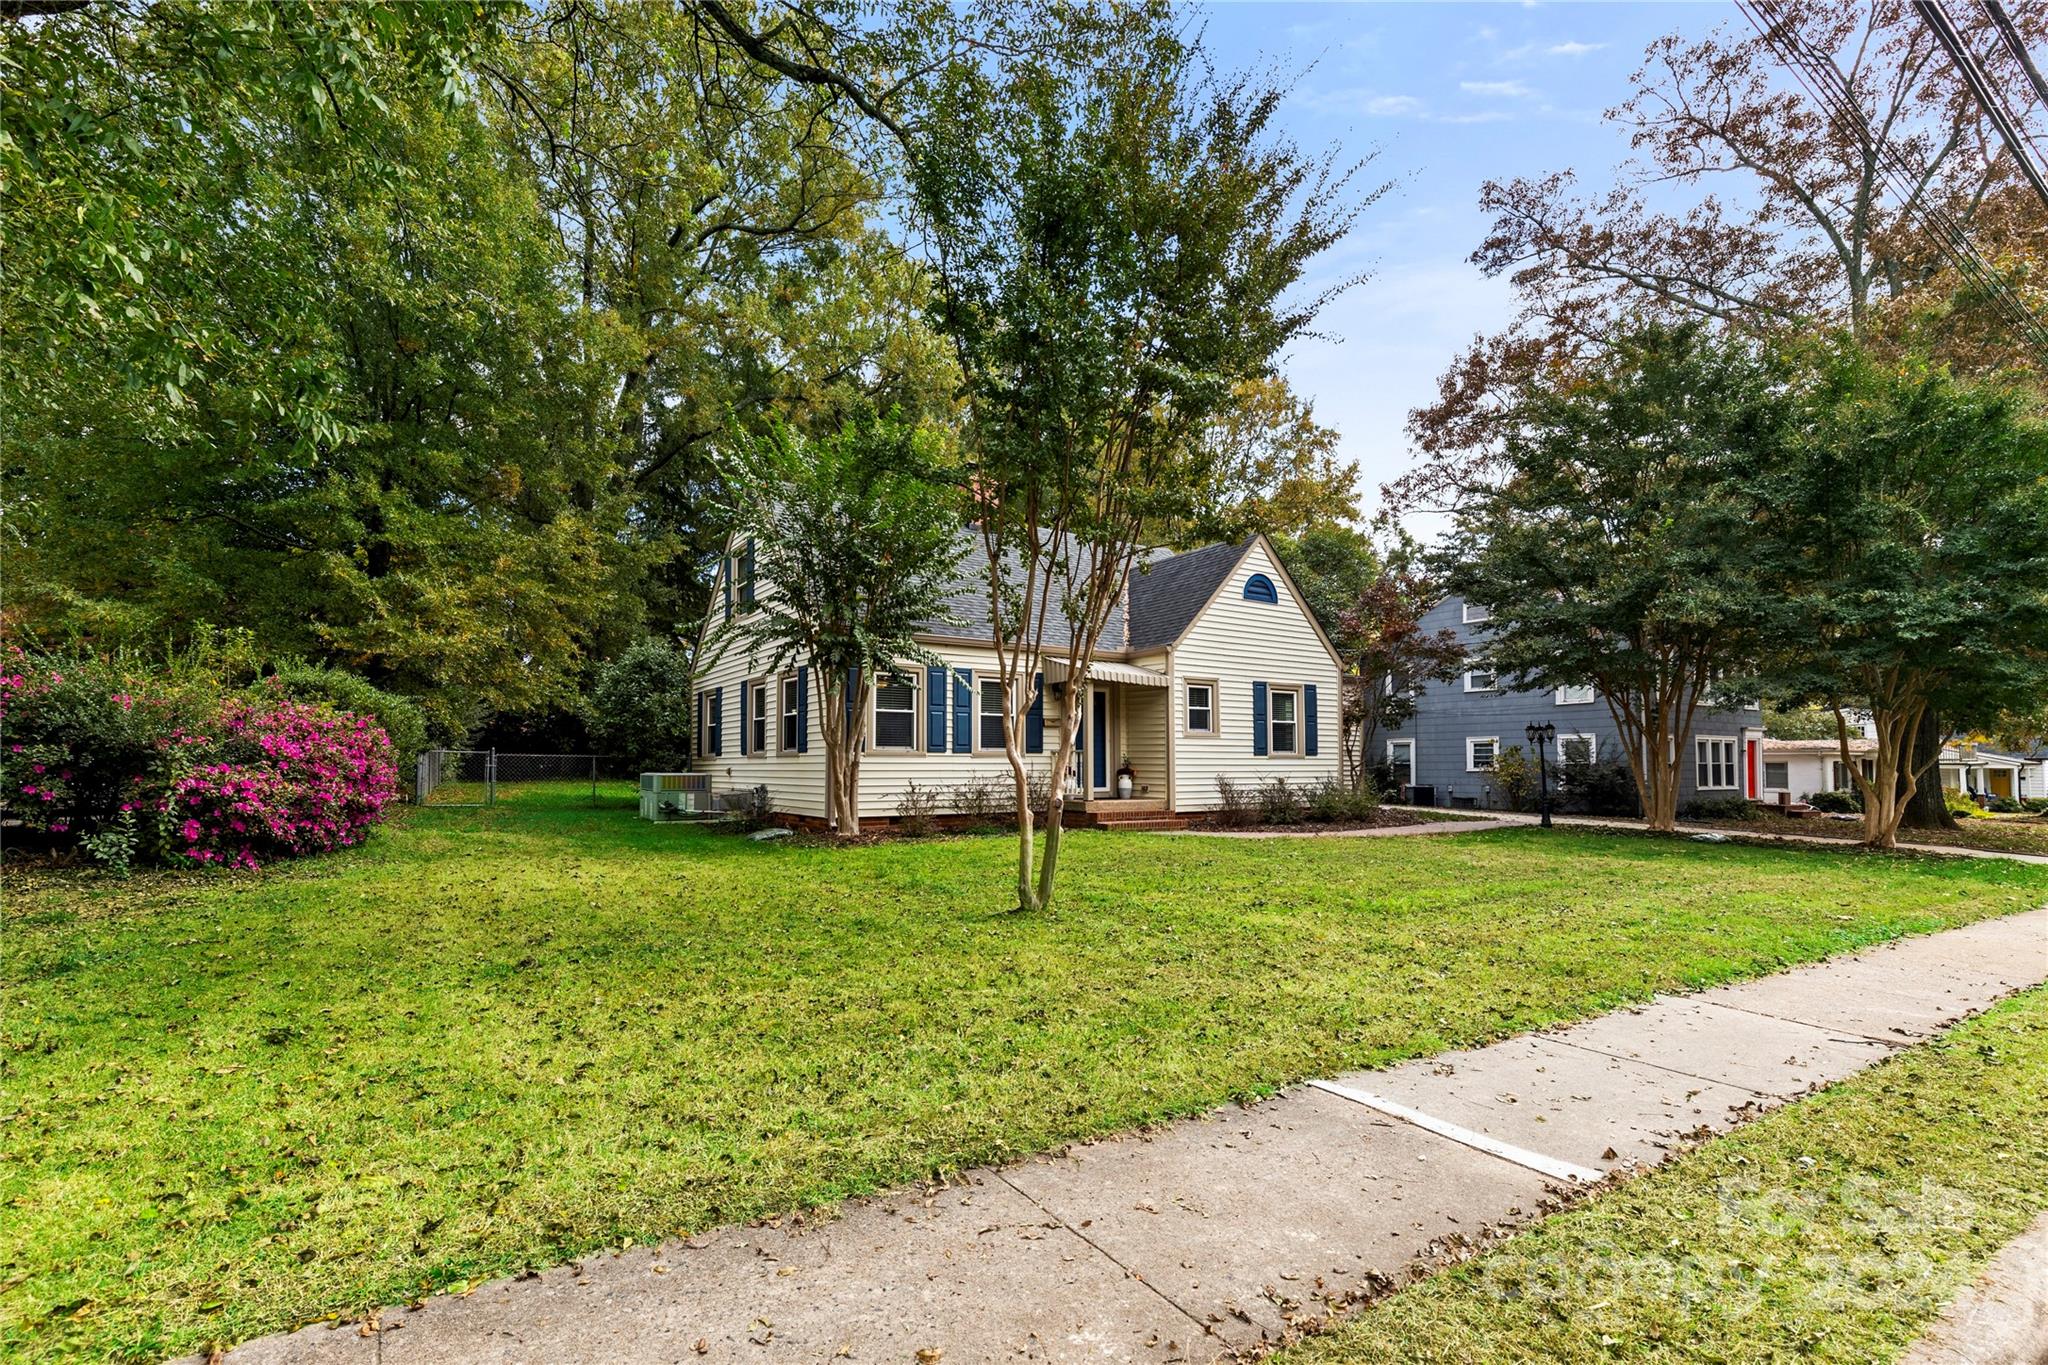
[
  {"x1": 1091, "y1": 687, "x2": 1110, "y2": 792},
  {"x1": 1989, "y1": 769, "x2": 2014, "y2": 800}
]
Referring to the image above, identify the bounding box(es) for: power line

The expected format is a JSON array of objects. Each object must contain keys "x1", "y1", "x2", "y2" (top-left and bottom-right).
[
  {"x1": 1979, "y1": 0, "x2": 2048, "y2": 113},
  {"x1": 1737, "y1": 0, "x2": 2048, "y2": 352},
  {"x1": 1915, "y1": 0, "x2": 2048, "y2": 210}
]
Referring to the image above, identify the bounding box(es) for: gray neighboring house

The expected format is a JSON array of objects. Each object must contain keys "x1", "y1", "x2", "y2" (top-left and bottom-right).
[{"x1": 1379, "y1": 596, "x2": 1766, "y2": 811}]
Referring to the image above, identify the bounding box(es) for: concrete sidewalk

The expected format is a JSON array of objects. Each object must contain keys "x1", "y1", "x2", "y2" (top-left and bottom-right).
[{"x1": 200, "y1": 909, "x2": 2048, "y2": 1365}]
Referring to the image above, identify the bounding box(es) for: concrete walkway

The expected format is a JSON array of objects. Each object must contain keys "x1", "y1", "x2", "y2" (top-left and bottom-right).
[
  {"x1": 1186, "y1": 808, "x2": 2048, "y2": 865},
  {"x1": 1901, "y1": 1211, "x2": 2048, "y2": 1365},
  {"x1": 198, "y1": 909, "x2": 2048, "y2": 1365}
]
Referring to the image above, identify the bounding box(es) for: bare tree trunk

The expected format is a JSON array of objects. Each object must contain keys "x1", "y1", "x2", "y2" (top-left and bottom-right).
[
  {"x1": 1843, "y1": 699, "x2": 1926, "y2": 849},
  {"x1": 1897, "y1": 708, "x2": 1955, "y2": 830},
  {"x1": 1031, "y1": 699, "x2": 1085, "y2": 911},
  {"x1": 822, "y1": 674, "x2": 867, "y2": 837}
]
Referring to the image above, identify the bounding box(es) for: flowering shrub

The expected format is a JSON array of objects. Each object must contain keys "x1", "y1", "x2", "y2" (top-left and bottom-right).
[
  {"x1": 165, "y1": 700, "x2": 398, "y2": 868},
  {"x1": 2, "y1": 645, "x2": 400, "y2": 870}
]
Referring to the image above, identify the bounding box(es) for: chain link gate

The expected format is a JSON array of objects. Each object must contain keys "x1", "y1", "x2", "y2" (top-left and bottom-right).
[
  {"x1": 414, "y1": 750, "x2": 601, "y2": 806},
  {"x1": 415, "y1": 749, "x2": 492, "y2": 806}
]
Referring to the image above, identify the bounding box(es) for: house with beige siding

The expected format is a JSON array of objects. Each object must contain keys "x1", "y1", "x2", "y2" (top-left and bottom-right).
[{"x1": 689, "y1": 533, "x2": 1342, "y2": 828}]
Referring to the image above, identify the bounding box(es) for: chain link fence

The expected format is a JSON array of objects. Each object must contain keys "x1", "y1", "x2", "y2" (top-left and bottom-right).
[{"x1": 414, "y1": 750, "x2": 601, "y2": 806}]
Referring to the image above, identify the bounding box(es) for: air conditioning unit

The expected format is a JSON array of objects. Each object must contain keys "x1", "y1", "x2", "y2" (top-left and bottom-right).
[{"x1": 640, "y1": 772, "x2": 709, "y2": 821}]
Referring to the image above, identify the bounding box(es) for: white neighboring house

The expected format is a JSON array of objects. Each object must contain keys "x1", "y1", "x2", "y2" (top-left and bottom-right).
[
  {"x1": 689, "y1": 532, "x2": 1342, "y2": 828},
  {"x1": 1759, "y1": 737, "x2": 2040, "y2": 805}
]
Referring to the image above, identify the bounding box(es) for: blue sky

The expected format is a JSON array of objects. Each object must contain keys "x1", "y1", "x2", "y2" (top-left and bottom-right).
[{"x1": 1191, "y1": 1, "x2": 1732, "y2": 535}]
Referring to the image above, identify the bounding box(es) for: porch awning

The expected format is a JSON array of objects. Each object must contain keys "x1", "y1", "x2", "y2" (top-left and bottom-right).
[{"x1": 1045, "y1": 659, "x2": 1170, "y2": 688}]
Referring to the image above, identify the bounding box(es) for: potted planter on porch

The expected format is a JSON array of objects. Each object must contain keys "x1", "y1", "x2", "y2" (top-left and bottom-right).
[{"x1": 1116, "y1": 757, "x2": 1136, "y2": 800}]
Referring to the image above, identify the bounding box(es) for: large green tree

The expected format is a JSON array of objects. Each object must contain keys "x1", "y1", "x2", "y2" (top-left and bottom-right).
[
  {"x1": 910, "y1": 5, "x2": 1380, "y2": 909},
  {"x1": 1763, "y1": 349, "x2": 2048, "y2": 847},
  {"x1": 3, "y1": 0, "x2": 959, "y2": 734},
  {"x1": 1435, "y1": 325, "x2": 1798, "y2": 833}
]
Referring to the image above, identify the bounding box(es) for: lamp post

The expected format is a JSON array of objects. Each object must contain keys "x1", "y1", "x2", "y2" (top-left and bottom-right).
[{"x1": 1525, "y1": 721, "x2": 1556, "y2": 828}]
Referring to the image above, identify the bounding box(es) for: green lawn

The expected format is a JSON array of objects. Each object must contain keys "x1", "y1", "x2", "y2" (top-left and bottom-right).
[
  {"x1": 4, "y1": 787, "x2": 2044, "y2": 1363},
  {"x1": 1279, "y1": 986, "x2": 2048, "y2": 1364}
]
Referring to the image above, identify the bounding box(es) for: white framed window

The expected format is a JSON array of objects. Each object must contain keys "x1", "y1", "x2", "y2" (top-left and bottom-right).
[
  {"x1": 1555, "y1": 684, "x2": 1596, "y2": 706},
  {"x1": 1185, "y1": 679, "x2": 1216, "y2": 735},
  {"x1": 778, "y1": 676, "x2": 801, "y2": 753},
  {"x1": 1467, "y1": 736, "x2": 1499, "y2": 771},
  {"x1": 872, "y1": 672, "x2": 919, "y2": 751},
  {"x1": 1269, "y1": 687, "x2": 1300, "y2": 755},
  {"x1": 1696, "y1": 736, "x2": 1739, "y2": 791},
  {"x1": 1465, "y1": 663, "x2": 1499, "y2": 692},
  {"x1": 749, "y1": 679, "x2": 768, "y2": 756},
  {"x1": 1764, "y1": 760, "x2": 1789, "y2": 789},
  {"x1": 1387, "y1": 738, "x2": 1414, "y2": 787},
  {"x1": 978, "y1": 677, "x2": 1007, "y2": 751},
  {"x1": 1558, "y1": 732, "x2": 1597, "y2": 764},
  {"x1": 1461, "y1": 602, "x2": 1491, "y2": 624}
]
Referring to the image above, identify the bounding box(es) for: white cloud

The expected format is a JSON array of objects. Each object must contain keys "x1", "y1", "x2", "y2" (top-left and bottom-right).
[
  {"x1": 1304, "y1": 88, "x2": 1426, "y2": 117},
  {"x1": 1435, "y1": 110, "x2": 1517, "y2": 125},
  {"x1": 1460, "y1": 79, "x2": 1535, "y2": 97},
  {"x1": 1548, "y1": 41, "x2": 1606, "y2": 57}
]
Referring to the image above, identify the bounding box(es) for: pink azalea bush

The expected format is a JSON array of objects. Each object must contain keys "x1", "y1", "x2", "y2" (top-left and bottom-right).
[
  {"x1": 166, "y1": 699, "x2": 398, "y2": 868},
  {"x1": 2, "y1": 645, "x2": 399, "y2": 871}
]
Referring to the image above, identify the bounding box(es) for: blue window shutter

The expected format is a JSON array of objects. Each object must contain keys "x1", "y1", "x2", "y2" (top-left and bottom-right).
[
  {"x1": 845, "y1": 667, "x2": 860, "y2": 741},
  {"x1": 795, "y1": 667, "x2": 809, "y2": 752},
  {"x1": 1305, "y1": 684, "x2": 1319, "y2": 756},
  {"x1": 1026, "y1": 672, "x2": 1045, "y2": 753},
  {"x1": 740, "y1": 541, "x2": 755, "y2": 606},
  {"x1": 711, "y1": 685, "x2": 724, "y2": 756},
  {"x1": 723, "y1": 569, "x2": 733, "y2": 621},
  {"x1": 952, "y1": 669, "x2": 972, "y2": 753},
  {"x1": 738, "y1": 679, "x2": 749, "y2": 756},
  {"x1": 1251, "y1": 681, "x2": 1268, "y2": 756},
  {"x1": 926, "y1": 665, "x2": 948, "y2": 750}
]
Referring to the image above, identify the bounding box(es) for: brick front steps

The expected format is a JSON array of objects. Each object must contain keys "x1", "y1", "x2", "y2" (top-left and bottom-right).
[{"x1": 1062, "y1": 797, "x2": 1191, "y2": 832}]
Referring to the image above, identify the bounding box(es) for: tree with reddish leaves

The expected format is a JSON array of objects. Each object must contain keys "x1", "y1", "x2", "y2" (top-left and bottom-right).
[
  {"x1": 1332, "y1": 567, "x2": 1467, "y2": 793},
  {"x1": 1399, "y1": 0, "x2": 2043, "y2": 516},
  {"x1": 1398, "y1": 0, "x2": 2045, "y2": 829}
]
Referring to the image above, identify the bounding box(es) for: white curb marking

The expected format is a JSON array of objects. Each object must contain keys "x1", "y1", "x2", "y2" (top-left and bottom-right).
[{"x1": 1307, "y1": 1078, "x2": 1606, "y2": 1185}]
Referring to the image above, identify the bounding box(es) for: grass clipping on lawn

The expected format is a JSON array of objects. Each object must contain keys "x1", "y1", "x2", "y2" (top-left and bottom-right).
[
  {"x1": 1281, "y1": 987, "x2": 2048, "y2": 1364},
  {"x1": 3, "y1": 790, "x2": 2045, "y2": 1363}
]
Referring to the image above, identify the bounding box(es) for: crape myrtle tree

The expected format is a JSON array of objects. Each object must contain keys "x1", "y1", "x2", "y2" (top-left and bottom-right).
[
  {"x1": 1763, "y1": 348, "x2": 2048, "y2": 848},
  {"x1": 1435, "y1": 325, "x2": 1798, "y2": 834},
  {"x1": 717, "y1": 411, "x2": 964, "y2": 837},
  {"x1": 909, "y1": 5, "x2": 1380, "y2": 910}
]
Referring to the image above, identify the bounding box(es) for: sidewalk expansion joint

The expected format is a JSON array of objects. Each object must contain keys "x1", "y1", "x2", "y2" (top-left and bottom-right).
[
  {"x1": 987, "y1": 1167, "x2": 1217, "y2": 1339},
  {"x1": 1304, "y1": 1078, "x2": 1603, "y2": 1186},
  {"x1": 1702, "y1": 998, "x2": 1919, "y2": 1048}
]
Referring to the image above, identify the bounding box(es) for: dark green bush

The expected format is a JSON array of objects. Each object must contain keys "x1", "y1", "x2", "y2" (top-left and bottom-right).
[
  {"x1": 583, "y1": 637, "x2": 693, "y2": 771},
  {"x1": 1558, "y1": 755, "x2": 1641, "y2": 816},
  {"x1": 1681, "y1": 795, "x2": 1760, "y2": 821},
  {"x1": 1805, "y1": 788, "x2": 1862, "y2": 814}
]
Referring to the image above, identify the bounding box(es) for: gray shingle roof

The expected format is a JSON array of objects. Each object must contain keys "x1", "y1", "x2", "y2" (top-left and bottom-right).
[
  {"x1": 917, "y1": 532, "x2": 1250, "y2": 655},
  {"x1": 1126, "y1": 538, "x2": 1253, "y2": 650}
]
